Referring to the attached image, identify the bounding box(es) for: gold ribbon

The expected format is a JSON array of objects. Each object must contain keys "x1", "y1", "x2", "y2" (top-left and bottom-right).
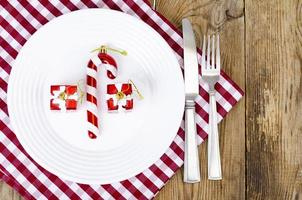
[
  {"x1": 129, "y1": 80, "x2": 144, "y2": 100},
  {"x1": 113, "y1": 80, "x2": 144, "y2": 101},
  {"x1": 91, "y1": 45, "x2": 127, "y2": 56},
  {"x1": 77, "y1": 80, "x2": 85, "y2": 104}
]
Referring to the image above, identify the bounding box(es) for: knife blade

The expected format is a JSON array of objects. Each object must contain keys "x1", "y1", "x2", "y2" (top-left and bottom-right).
[
  {"x1": 182, "y1": 19, "x2": 199, "y2": 98},
  {"x1": 182, "y1": 18, "x2": 200, "y2": 183}
]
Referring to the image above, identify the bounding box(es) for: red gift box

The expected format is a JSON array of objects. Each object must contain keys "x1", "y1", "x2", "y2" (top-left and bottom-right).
[
  {"x1": 106, "y1": 83, "x2": 133, "y2": 111},
  {"x1": 50, "y1": 85, "x2": 78, "y2": 111}
]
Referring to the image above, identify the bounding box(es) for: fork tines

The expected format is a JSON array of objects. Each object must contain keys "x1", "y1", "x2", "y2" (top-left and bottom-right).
[{"x1": 201, "y1": 35, "x2": 220, "y2": 74}]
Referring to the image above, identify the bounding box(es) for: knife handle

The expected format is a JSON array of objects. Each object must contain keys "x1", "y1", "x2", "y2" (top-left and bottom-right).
[{"x1": 184, "y1": 100, "x2": 200, "y2": 183}]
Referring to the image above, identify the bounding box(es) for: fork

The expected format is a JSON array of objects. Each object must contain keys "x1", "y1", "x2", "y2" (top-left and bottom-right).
[{"x1": 201, "y1": 35, "x2": 222, "y2": 180}]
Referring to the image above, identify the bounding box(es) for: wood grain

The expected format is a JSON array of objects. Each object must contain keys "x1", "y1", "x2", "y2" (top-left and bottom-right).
[
  {"x1": 245, "y1": 0, "x2": 302, "y2": 199},
  {"x1": 1, "y1": 0, "x2": 302, "y2": 199},
  {"x1": 0, "y1": 181, "x2": 22, "y2": 200},
  {"x1": 154, "y1": 0, "x2": 246, "y2": 199}
]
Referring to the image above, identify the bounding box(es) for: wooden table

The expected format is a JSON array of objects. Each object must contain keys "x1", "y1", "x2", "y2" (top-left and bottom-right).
[{"x1": 1, "y1": 0, "x2": 301, "y2": 199}]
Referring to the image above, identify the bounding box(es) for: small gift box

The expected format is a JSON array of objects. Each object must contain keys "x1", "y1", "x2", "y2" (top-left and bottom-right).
[
  {"x1": 50, "y1": 85, "x2": 78, "y2": 111},
  {"x1": 106, "y1": 83, "x2": 133, "y2": 111}
]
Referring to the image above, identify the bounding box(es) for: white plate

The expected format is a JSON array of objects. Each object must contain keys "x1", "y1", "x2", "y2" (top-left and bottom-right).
[{"x1": 7, "y1": 9, "x2": 184, "y2": 184}]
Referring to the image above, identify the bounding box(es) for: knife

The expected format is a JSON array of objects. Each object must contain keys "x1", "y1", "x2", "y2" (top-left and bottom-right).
[{"x1": 182, "y1": 18, "x2": 200, "y2": 183}]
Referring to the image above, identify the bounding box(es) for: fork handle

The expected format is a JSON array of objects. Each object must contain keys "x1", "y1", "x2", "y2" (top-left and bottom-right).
[
  {"x1": 184, "y1": 100, "x2": 200, "y2": 183},
  {"x1": 208, "y1": 92, "x2": 222, "y2": 180}
]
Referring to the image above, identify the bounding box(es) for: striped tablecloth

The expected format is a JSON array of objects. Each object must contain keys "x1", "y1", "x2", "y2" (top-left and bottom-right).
[{"x1": 0, "y1": 0, "x2": 244, "y2": 199}]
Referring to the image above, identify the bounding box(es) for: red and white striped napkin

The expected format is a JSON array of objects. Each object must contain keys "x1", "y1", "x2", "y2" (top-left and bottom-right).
[{"x1": 0, "y1": 0, "x2": 244, "y2": 199}]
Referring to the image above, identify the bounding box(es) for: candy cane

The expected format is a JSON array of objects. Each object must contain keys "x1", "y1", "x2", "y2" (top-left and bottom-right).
[{"x1": 86, "y1": 47, "x2": 120, "y2": 139}]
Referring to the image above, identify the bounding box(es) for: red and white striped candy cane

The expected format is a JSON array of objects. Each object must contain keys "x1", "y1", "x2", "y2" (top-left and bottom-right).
[{"x1": 86, "y1": 47, "x2": 119, "y2": 139}]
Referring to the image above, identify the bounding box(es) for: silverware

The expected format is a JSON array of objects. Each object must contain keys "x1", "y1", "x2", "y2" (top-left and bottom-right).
[
  {"x1": 152, "y1": 0, "x2": 156, "y2": 10},
  {"x1": 182, "y1": 18, "x2": 200, "y2": 183},
  {"x1": 201, "y1": 35, "x2": 222, "y2": 180}
]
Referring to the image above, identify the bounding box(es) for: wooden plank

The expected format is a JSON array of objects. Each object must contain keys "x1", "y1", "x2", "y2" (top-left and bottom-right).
[
  {"x1": 245, "y1": 0, "x2": 302, "y2": 199},
  {"x1": 153, "y1": 0, "x2": 246, "y2": 199},
  {"x1": 0, "y1": 180, "x2": 22, "y2": 200}
]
